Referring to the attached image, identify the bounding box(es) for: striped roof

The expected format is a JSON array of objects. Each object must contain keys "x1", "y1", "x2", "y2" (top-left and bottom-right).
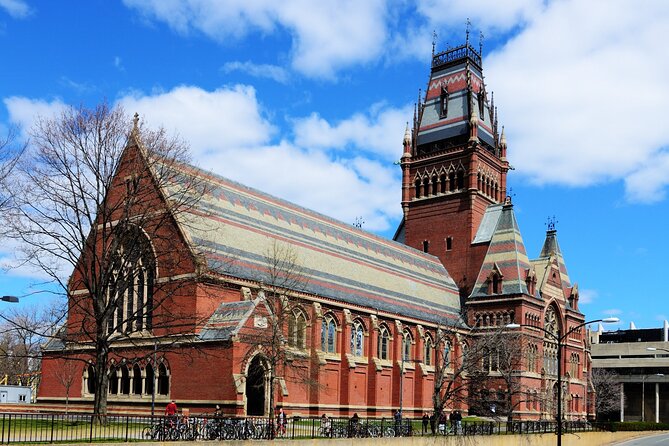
[
  {"x1": 470, "y1": 203, "x2": 532, "y2": 298},
  {"x1": 164, "y1": 163, "x2": 462, "y2": 325}
]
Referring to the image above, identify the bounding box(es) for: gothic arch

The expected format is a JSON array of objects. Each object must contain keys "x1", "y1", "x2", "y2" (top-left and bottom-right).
[{"x1": 245, "y1": 354, "x2": 270, "y2": 416}]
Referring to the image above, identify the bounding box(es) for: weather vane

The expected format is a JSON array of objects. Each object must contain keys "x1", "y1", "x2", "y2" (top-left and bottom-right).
[{"x1": 546, "y1": 215, "x2": 558, "y2": 231}]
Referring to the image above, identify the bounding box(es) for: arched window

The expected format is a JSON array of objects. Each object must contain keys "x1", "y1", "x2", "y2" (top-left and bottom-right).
[
  {"x1": 288, "y1": 309, "x2": 307, "y2": 349},
  {"x1": 108, "y1": 367, "x2": 119, "y2": 395},
  {"x1": 415, "y1": 179, "x2": 422, "y2": 199},
  {"x1": 107, "y1": 227, "x2": 155, "y2": 334},
  {"x1": 350, "y1": 319, "x2": 364, "y2": 356},
  {"x1": 85, "y1": 364, "x2": 96, "y2": 394},
  {"x1": 456, "y1": 169, "x2": 465, "y2": 190},
  {"x1": 444, "y1": 340, "x2": 452, "y2": 368},
  {"x1": 321, "y1": 314, "x2": 337, "y2": 353},
  {"x1": 132, "y1": 364, "x2": 143, "y2": 395},
  {"x1": 424, "y1": 336, "x2": 433, "y2": 366},
  {"x1": 120, "y1": 365, "x2": 131, "y2": 395},
  {"x1": 145, "y1": 364, "x2": 154, "y2": 396},
  {"x1": 378, "y1": 325, "x2": 390, "y2": 360},
  {"x1": 402, "y1": 329, "x2": 412, "y2": 361},
  {"x1": 157, "y1": 363, "x2": 169, "y2": 395},
  {"x1": 543, "y1": 307, "x2": 559, "y2": 376}
]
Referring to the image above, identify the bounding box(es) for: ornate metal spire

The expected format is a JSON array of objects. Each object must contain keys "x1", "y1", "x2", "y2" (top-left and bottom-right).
[
  {"x1": 479, "y1": 31, "x2": 484, "y2": 56},
  {"x1": 432, "y1": 30, "x2": 437, "y2": 57},
  {"x1": 465, "y1": 18, "x2": 471, "y2": 46},
  {"x1": 546, "y1": 216, "x2": 558, "y2": 231}
]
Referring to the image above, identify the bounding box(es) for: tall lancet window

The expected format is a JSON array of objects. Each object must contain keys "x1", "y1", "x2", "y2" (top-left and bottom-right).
[
  {"x1": 107, "y1": 227, "x2": 155, "y2": 335},
  {"x1": 439, "y1": 85, "x2": 449, "y2": 118}
]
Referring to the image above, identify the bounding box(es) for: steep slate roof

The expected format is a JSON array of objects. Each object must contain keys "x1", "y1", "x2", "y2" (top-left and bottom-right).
[
  {"x1": 470, "y1": 203, "x2": 532, "y2": 298},
  {"x1": 199, "y1": 300, "x2": 257, "y2": 341},
  {"x1": 164, "y1": 164, "x2": 463, "y2": 325}
]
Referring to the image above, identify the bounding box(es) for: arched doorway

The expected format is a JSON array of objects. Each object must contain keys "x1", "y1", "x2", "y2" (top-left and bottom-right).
[{"x1": 246, "y1": 356, "x2": 267, "y2": 416}]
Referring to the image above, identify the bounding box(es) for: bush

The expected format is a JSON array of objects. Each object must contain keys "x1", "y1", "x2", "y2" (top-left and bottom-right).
[{"x1": 597, "y1": 421, "x2": 669, "y2": 432}]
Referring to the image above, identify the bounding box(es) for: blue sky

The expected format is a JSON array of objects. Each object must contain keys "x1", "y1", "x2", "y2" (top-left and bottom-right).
[{"x1": 1, "y1": 0, "x2": 668, "y2": 331}]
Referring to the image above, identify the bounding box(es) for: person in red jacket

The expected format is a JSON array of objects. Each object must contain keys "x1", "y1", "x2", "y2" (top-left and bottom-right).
[{"x1": 165, "y1": 400, "x2": 178, "y2": 417}]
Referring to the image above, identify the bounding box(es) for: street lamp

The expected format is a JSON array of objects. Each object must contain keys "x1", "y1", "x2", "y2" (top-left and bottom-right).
[
  {"x1": 1, "y1": 296, "x2": 19, "y2": 303},
  {"x1": 507, "y1": 317, "x2": 619, "y2": 446},
  {"x1": 646, "y1": 347, "x2": 669, "y2": 354}
]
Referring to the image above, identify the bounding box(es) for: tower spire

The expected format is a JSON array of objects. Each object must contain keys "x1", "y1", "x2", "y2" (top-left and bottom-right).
[{"x1": 465, "y1": 18, "x2": 471, "y2": 47}]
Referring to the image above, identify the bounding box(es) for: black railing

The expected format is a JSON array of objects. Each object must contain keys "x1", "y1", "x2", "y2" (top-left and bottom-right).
[
  {"x1": 0, "y1": 412, "x2": 601, "y2": 443},
  {"x1": 432, "y1": 44, "x2": 482, "y2": 69}
]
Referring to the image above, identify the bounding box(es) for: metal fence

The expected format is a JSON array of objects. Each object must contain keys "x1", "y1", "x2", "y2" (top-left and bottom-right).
[{"x1": 0, "y1": 412, "x2": 599, "y2": 443}]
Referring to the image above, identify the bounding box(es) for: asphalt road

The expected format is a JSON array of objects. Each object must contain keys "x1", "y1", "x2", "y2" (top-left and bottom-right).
[{"x1": 614, "y1": 433, "x2": 669, "y2": 445}]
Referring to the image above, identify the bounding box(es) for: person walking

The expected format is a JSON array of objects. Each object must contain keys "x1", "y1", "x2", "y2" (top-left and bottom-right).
[{"x1": 422, "y1": 412, "x2": 429, "y2": 435}]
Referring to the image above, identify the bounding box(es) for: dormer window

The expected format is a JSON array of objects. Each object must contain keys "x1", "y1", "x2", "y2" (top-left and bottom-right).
[
  {"x1": 487, "y1": 266, "x2": 503, "y2": 295},
  {"x1": 439, "y1": 85, "x2": 449, "y2": 119}
]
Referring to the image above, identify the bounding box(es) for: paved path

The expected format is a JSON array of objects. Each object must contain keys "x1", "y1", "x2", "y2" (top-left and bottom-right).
[{"x1": 613, "y1": 432, "x2": 669, "y2": 445}]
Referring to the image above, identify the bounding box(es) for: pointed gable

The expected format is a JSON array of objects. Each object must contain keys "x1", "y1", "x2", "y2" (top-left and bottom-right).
[
  {"x1": 470, "y1": 202, "x2": 532, "y2": 297},
  {"x1": 531, "y1": 229, "x2": 573, "y2": 301}
]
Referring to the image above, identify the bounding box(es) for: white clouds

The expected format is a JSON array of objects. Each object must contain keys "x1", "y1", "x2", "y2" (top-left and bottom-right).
[
  {"x1": 119, "y1": 85, "x2": 275, "y2": 155},
  {"x1": 578, "y1": 288, "x2": 597, "y2": 305},
  {"x1": 3, "y1": 97, "x2": 67, "y2": 139},
  {"x1": 5, "y1": 85, "x2": 404, "y2": 233},
  {"x1": 221, "y1": 61, "x2": 289, "y2": 84},
  {"x1": 292, "y1": 104, "x2": 411, "y2": 161},
  {"x1": 123, "y1": 0, "x2": 388, "y2": 78},
  {"x1": 416, "y1": 0, "x2": 544, "y2": 33},
  {"x1": 483, "y1": 0, "x2": 669, "y2": 202},
  {"x1": 114, "y1": 56, "x2": 125, "y2": 72},
  {"x1": 0, "y1": 0, "x2": 31, "y2": 18}
]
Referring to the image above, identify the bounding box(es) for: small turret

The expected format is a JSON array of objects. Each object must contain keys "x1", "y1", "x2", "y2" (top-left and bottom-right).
[
  {"x1": 402, "y1": 123, "x2": 412, "y2": 159},
  {"x1": 500, "y1": 126, "x2": 507, "y2": 160},
  {"x1": 469, "y1": 107, "x2": 479, "y2": 143}
]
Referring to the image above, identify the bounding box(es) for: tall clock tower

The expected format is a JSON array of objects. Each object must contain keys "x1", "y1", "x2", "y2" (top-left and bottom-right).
[{"x1": 395, "y1": 41, "x2": 509, "y2": 297}]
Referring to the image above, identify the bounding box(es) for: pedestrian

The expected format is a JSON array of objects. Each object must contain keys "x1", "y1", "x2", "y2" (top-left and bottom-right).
[
  {"x1": 394, "y1": 409, "x2": 402, "y2": 436},
  {"x1": 422, "y1": 412, "x2": 429, "y2": 435},
  {"x1": 453, "y1": 410, "x2": 462, "y2": 434},
  {"x1": 430, "y1": 411, "x2": 436, "y2": 435},
  {"x1": 438, "y1": 412, "x2": 446, "y2": 435},
  {"x1": 276, "y1": 407, "x2": 287, "y2": 436},
  {"x1": 165, "y1": 399, "x2": 178, "y2": 417},
  {"x1": 321, "y1": 414, "x2": 331, "y2": 437},
  {"x1": 349, "y1": 412, "x2": 360, "y2": 437}
]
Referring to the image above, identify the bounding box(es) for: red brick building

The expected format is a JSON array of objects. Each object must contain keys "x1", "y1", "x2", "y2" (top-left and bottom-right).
[{"x1": 38, "y1": 42, "x2": 592, "y2": 420}]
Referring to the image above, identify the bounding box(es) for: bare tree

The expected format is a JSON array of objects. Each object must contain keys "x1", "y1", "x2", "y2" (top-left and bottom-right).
[
  {"x1": 467, "y1": 330, "x2": 532, "y2": 421},
  {"x1": 0, "y1": 305, "x2": 56, "y2": 389},
  {"x1": 53, "y1": 359, "x2": 79, "y2": 414},
  {"x1": 429, "y1": 321, "x2": 488, "y2": 417},
  {"x1": 237, "y1": 240, "x2": 313, "y2": 428},
  {"x1": 0, "y1": 126, "x2": 24, "y2": 212},
  {"x1": 591, "y1": 368, "x2": 622, "y2": 419},
  {"x1": 2, "y1": 103, "x2": 208, "y2": 416}
]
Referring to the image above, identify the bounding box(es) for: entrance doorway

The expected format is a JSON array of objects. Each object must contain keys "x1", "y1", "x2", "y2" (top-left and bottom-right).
[{"x1": 246, "y1": 356, "x2": 266, "y2": 416}]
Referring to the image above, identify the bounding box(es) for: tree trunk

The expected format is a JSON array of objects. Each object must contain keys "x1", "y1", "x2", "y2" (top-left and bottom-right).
[
  {"x1": 93, "y1": 342, "x2": 110, "y2": 419},
  {"x1": 269, "y1": 372, "x2": 276, "y2": 439}
]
